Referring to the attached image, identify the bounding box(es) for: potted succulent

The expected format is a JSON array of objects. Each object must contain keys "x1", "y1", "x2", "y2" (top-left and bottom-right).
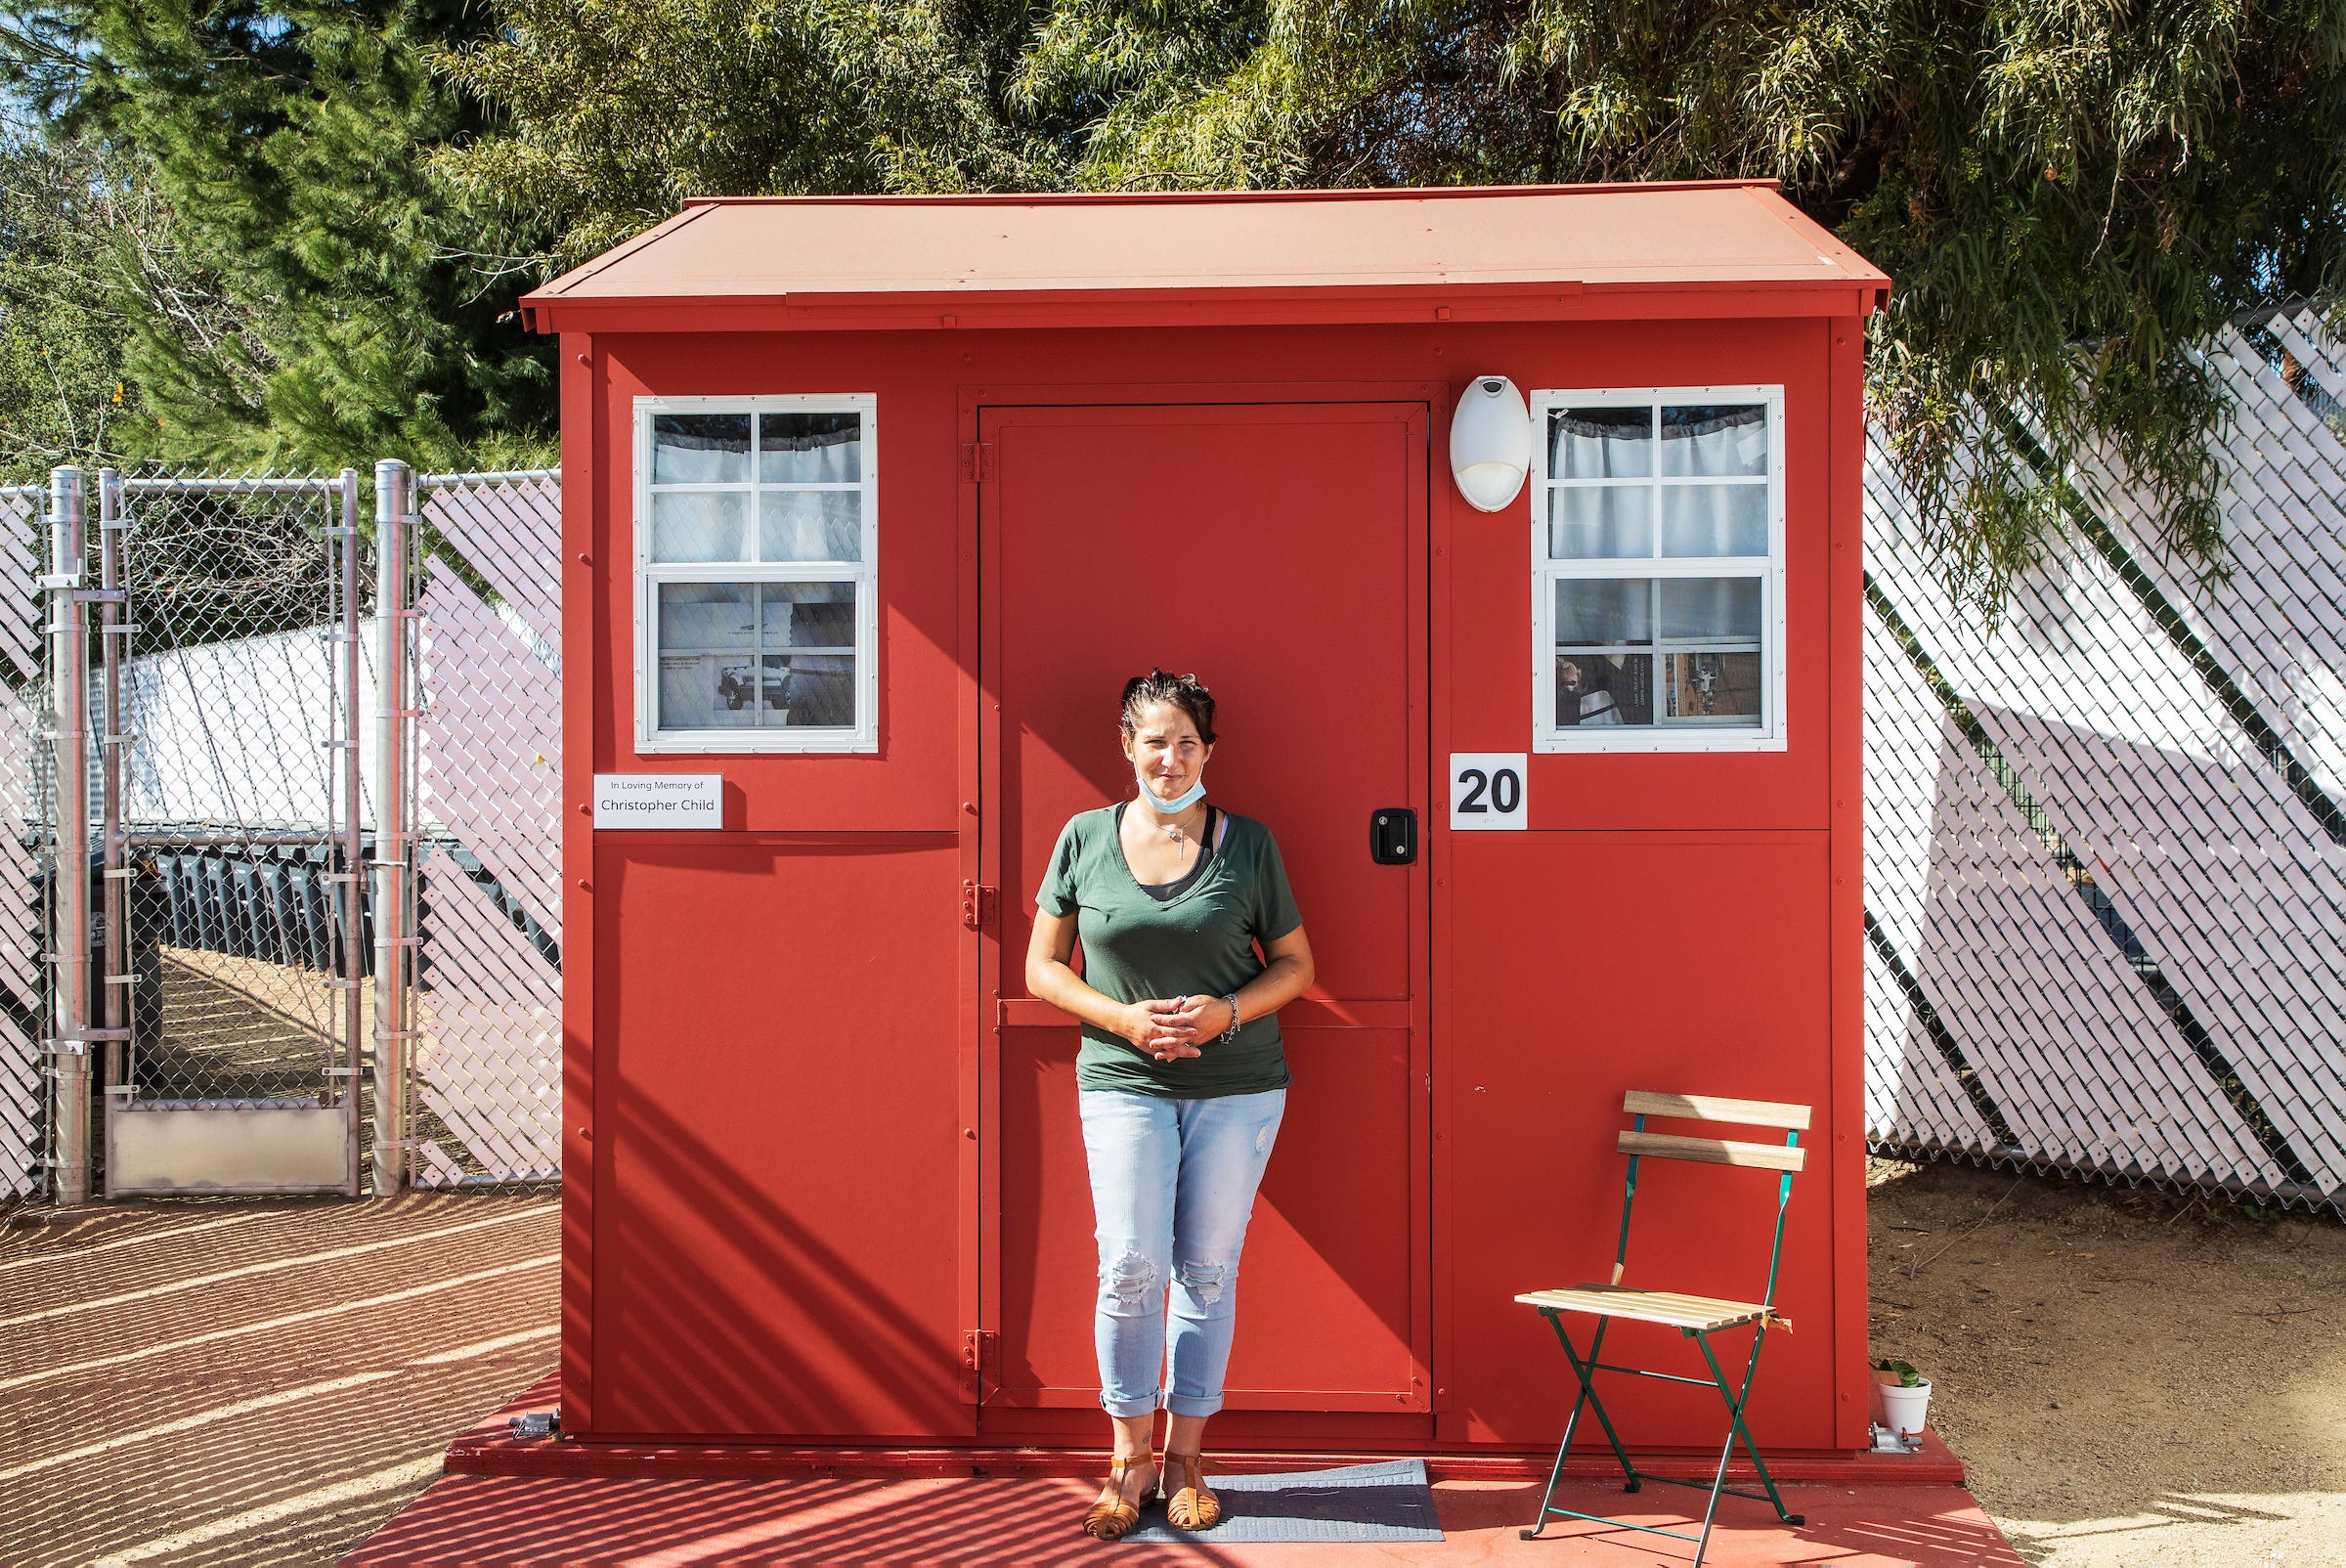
[{"x1": 1873, "y1": 1358, "x2": 1933, "y2": 1438}]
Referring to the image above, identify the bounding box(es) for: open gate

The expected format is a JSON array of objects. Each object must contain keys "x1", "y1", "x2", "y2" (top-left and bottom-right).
[{"x1": 62, "y1": 472, "x2": 372, "y2": 1197}]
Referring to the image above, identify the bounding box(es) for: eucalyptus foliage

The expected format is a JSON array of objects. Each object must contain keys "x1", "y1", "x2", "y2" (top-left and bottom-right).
[
  {"x1": 439, "y1": 0, "x2": 2346, "y2": 606},
  {"x1": 437, "y1": 1, "x2": 1061, "y2": 270}
]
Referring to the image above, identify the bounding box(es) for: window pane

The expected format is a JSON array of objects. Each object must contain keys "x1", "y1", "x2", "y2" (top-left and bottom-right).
[
  {"x1": 649, "y1": 492, "x2": 749, "y2": 562},
  {"x1": 661, "y1": 655, "x2": 764, "y2": 728},
  {"x1": 655, "y1": 583, "x2": 860, "y2": 731},
  {"x1": 658, "y1": 581, "x2": 754, "y2": 650},
  {"x1": 1547, "y1": 486, "x2": 1651, "y2": 558},
  {"x1": 1660, "y1": 484, "x2": 1768, "y2": 556},
  {"x1": 652, "y1": 414, "x2": 750, "y2": 484},
  {"x1": 1657, "y1": 577, "x2": 1761, "y2": 641},
  {"x1": 659, "y1": 656, "x2": 760, "y2": 728},
  {"x1": 760, "y1": 412, "x2": 863, "y2": 483},
  {"x1": 1555, "y1": 577, "x2": 1652, "y2": 646},
  {"x1": 759, "y1": 491, "x2": 862, "y2": 561},
  {"x1": 1664, "y1": 651, "x2": 1763, "y2": 723},
  {"x1": 760, "y1": 582, "x2": 856, "y2": 649},
  {"x1": 1556, "y1": 652, "x2": 1653, "y2": 726},
  {"x1": 1549, "y1": 407, "x2": 1653, "y2": 479},
  {"x1": 656, "y1": 579, "x2": 757, "y2": 730},
  {"x1": 1660, "y1": 405, "x2": 1767, "y2": 477},
  {"x1": 762, "y1": 654, "x2": 856, "y2": 727}
]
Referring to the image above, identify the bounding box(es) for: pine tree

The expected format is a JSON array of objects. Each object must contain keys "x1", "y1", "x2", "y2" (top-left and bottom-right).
[{"x1": 7, "y1": 1, "x2": 554, "y2": 472}]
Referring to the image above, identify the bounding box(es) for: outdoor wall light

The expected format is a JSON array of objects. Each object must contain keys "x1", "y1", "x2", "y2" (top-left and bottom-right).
[{"x1": 1449, "y1": 375, "x2": 1532, "y2": 512}]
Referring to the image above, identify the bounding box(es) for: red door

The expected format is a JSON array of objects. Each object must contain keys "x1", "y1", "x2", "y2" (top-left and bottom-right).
[{"x1": 978, "y1": 402, "x2": 1432, "y2": 1442}]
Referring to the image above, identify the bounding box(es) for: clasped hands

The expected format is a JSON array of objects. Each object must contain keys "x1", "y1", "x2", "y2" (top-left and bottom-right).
[{"x1": 1119, "y1": 994, "x2": 1234, "y2": 1062}]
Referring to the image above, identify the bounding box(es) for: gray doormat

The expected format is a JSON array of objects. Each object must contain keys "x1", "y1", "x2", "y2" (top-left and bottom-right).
[{"x1": 1122, "y1": 1457, "x2": 1444, "y2": 1544}]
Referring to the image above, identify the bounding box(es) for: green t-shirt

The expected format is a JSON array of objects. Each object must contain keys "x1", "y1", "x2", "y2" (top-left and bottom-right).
[{"x1": 1038, "y1": 804, "x2": 1304, "y2": 1099}]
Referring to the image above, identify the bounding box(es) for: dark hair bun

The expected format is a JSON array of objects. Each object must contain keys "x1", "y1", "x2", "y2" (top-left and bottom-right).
[{"x1": 1118, "y1": 669, "x2": 1217, "y2": 746}]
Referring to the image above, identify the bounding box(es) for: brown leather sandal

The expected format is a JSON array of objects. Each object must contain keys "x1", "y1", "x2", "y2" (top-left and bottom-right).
[
  {"x1": 1163, "y1": 1450, "x2": 1222, "y2": 1530},
  {"x1": 1081, "y1": 1455, "x2": 1157, "y2": 1541}
]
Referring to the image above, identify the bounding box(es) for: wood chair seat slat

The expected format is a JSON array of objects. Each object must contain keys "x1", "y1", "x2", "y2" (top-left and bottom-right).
[
  {"x1": 1513, "y1": 1284, "x2": 1773, "y2": 1332},
  {"x1": 1623, "y1": 1090, "x2": 1811, "y2": 1131},
  {"x1": 1617, "y1": 1130, "x2": 1806, "y2": 1171}
]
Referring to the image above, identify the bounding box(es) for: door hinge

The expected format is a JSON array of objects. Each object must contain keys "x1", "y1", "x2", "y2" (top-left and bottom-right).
[
  {"x1": 961, "y1": 880, "x2": 998, "y2": 930},
  {"x1": 959, "y1": 442, "x2": 997, "y2": 484},
  {"x1": 960, "y1": 1328, "x2": 998, "y2": 1400}
]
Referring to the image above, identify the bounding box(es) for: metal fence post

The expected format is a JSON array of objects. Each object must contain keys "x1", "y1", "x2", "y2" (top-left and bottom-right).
[
  {"x1": 372, "y1": 460, "x2": 415, "y2": 1195},
  {"x1": 338, "y1": 469, "x2": 366, "y2": 1196},
  {"x1": 45, "y1": 466, "x2": 90, "y2": 1206},
  {"x1": 95, "y1": 470, "x2": 126, "y2": 1191}
]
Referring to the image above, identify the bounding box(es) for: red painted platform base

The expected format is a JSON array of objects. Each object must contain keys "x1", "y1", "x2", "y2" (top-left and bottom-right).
[
  {"x1": 447, "y1": 1373, "x2": 1969, "y2": 1489},
  {"x1": 352, "y1": 1378, "x2": 2009, "y2": 1565},
  {"x1": 347, "y1": 1472, "x2": 2020, "y2": 1567}
]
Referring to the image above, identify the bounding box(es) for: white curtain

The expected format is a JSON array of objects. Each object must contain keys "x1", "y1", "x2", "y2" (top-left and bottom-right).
[
  {"x1": 1549, "y1": 411, "x2": 1652, "y2": 479},
  {"x1": 759, "y1": 417, "x2": 860, "y2": 484},
  {"x1": 652, "y1": 414, "x2": 751, "y2": 483},
  {"x1": 649, "y1": 492, "x2": 749, "y2": 561},
  {"x1": 1548, "y1": 406, "x2": 1767, "y2": 558},
  {"x1": 650, "y1": 413, "x2": 862, "y2": 484},
  {"x1": 1659, "y1": 407, "x2": 1767, "y2": 556},
  {"x1": 653, "y1": 414, "x2": 862, "y2": 563}
]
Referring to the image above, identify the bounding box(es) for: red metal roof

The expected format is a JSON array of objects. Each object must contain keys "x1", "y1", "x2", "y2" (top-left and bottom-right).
[{"x1": 520, "y1": 183, "x2": 1889, "y2": 333}]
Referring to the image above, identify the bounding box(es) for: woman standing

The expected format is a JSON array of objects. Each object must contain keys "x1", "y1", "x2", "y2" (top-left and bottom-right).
[{"x1": 1026, "y1": 670, "x2": 1316, "y2": 1540}]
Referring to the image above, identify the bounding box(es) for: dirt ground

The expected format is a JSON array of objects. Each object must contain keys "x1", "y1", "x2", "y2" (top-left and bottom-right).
[
  {"x1": 0, "y1": 1162, "x2": 2337, "y2": 1567},
  {"x1": 1867, "y1": 1158, "x2": 2346, "y2": 1565}
]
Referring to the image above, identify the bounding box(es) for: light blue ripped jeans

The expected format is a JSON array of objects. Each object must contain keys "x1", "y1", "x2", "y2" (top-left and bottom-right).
[{"x1": 1078, "y1": 1087, "x2": 1286, "y2": 1418}]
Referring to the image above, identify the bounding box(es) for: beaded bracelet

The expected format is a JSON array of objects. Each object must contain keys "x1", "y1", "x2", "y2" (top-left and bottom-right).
[{"x1": 1220, "y1": 992, "x2": 1243, "y2": 1043}]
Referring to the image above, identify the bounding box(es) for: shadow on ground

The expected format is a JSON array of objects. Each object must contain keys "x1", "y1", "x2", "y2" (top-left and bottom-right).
[{"x1": 0, "y1": 1192, "x2": 556, "y2": 1568}]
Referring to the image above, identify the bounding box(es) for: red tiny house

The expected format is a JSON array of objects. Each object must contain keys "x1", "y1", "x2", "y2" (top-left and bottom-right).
[{"x1": 526, "y1": 185, "x2": 1887, "y2": 1459}]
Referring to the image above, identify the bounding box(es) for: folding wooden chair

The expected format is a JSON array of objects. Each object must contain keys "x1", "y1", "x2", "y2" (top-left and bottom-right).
[{"x1": 1515, "y1": 1090, "x2": 1808, "y2": 1563}]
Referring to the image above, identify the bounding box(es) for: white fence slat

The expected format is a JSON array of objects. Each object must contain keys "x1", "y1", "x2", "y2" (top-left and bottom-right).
[
  {"x1": 412, "y1": 476, "x2": 565, "y2": 1186},
  {"x1": 1864, "y1": 403, "x2": 2346, "y2": 1202},
  {"x1": 0, "y1": 491, "x2": 39, "y2": 1199}
]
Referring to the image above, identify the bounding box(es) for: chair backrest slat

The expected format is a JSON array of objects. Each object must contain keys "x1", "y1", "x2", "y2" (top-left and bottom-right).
[
  {"x1": 1623, "y1": 1090, "x2": 1810, "y2": 1131},
  {"x1": 1617, "y1": 1129, "x2": 1806, "y2": 1172}
]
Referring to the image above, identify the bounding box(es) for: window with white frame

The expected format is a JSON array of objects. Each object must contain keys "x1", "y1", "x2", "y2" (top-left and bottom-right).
[
  {"x1": 1530, "y1": 387, "x2": 1786, "y2": 751},
  {"x1": 633, "y1": 395, "x2": 878, "y2": 753}
]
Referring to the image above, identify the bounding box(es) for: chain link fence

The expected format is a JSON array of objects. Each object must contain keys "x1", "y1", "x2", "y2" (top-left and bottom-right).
[
  {"x1": 11, "y1": 326, "x2": 2346, "y2": 1216},
  {"x1": 1862, "y1": 307, "x2": 2346, "y2": 1216}
]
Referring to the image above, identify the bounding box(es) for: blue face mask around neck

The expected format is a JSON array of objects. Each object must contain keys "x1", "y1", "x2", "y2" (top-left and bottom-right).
[{"x1": 1136, "y1": 770, "x2": 1207, "y2": 813}]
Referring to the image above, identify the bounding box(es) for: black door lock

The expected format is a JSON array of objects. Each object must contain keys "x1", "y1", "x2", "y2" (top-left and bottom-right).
[{"x1": 1370, "y1": 807, "x2": 1416, "y2": 865}]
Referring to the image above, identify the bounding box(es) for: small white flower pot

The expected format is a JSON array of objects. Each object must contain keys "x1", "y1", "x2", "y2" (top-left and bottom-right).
[{"x1": 1877, "y1": 1378, "x2": 1932, "y2": 1438}]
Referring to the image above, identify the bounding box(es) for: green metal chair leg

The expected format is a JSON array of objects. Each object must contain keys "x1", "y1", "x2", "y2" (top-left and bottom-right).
[
  {"x1": 1519, "y1": 1354, "x2": 1586, "y2": 1540},
  {"x1": 1521, "y1": 1313, "x2": 1644, "y2": 1541},
  {"x1": 1525, "y1": 1314, "x2": 1602, "y2": 1538},
  {"x1": 1546, "y1": 1313, "x2": 1640, "y2": 1482},
  {"x1": 1687, "y1": 1326, "x2": 1805, "y2": 1554},
  {"x1": 1720, "y1": 1325, "x2": 1799, "y2": 1523}
]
